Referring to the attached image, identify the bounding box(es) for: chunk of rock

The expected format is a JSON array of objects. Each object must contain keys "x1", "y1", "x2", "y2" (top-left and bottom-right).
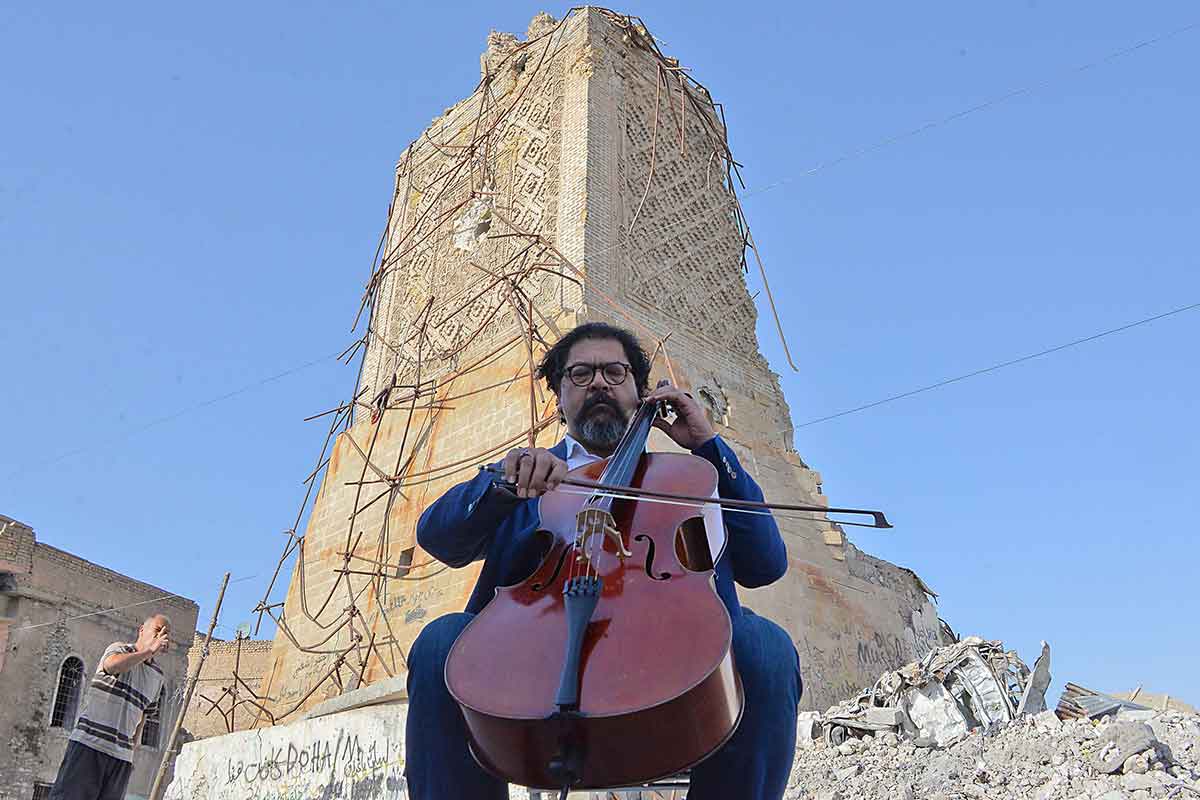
[
  {"x1": 834, "y1": 763, "x2": 861, "y2": 781},
  {"x1": 1123, "y1": 750, "x2": 1150, "y2": 775},
  {"x1": 1034, "y1": 710, "x2": 1063, "y2": 731},
  {"x1": 864, "y1": 706, "x2": 906, "y2": 727},
  {"x1": 797, "y1": 712, "x2": 822, "y2": 748},
  {"x1": 1120, "y1": 772, "x2": 1158, "y2": 793},
  {"x1": 1090, "y1": 723, "x2": 1159, "y2": 774}
]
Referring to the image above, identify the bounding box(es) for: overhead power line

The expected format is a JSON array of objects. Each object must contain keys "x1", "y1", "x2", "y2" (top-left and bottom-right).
[
  {"x1": 796, "y1": 300, "x2": 1200, "y2": 428},
  {"x1": 743, "y1": 20, "x2": 1200, "y2": 197},
  {"x1": 8, "y1": 351, "x2": 345, "y2": 480},
  {"x1": 10, "y1": 574, "x2": 260, "y2": 633}
]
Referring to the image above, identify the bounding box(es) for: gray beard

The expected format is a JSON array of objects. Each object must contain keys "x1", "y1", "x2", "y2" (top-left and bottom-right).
[{"x1": 577, "y1": 410, "x2": 627, "y2": 453}]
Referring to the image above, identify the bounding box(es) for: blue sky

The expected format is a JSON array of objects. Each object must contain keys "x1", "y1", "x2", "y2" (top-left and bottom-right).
[{"x1": 2, "y1": 2, "x2": 1196, "y2": 703}]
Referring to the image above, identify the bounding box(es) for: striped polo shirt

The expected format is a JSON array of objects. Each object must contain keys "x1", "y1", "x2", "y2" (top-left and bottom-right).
[{"x1": 69, "y1": 642, "x2": 164, "y2": 762}]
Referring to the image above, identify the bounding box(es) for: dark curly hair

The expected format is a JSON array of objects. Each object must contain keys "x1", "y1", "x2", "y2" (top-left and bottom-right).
[{"x1": 536, "y1": 322, "x2": 652, "y2": 398}]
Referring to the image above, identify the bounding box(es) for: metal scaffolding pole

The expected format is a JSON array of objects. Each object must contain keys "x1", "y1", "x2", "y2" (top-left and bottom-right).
[{"x1": 149, "y1": 571, "x2": 230, "y2": 800}]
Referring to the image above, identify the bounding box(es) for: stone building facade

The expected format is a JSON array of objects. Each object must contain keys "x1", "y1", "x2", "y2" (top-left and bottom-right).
[
  {"x1": 179, "y1": 634, "x2": 273, "y2": 740},
  {"x1": 0, "y1": 514, "x2": 198, "y2": 800},
  {"x1": 258, "y1": 9, "x2": 945, "y2": 724}
]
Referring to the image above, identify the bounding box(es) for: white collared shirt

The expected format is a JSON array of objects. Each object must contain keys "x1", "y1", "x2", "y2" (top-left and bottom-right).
[
  {"x1": 562, "y1": 433, "x2": 606, "y2": 470},
  {"x1": 562, "y1": 433, "x2": 652, "y2": 470}
]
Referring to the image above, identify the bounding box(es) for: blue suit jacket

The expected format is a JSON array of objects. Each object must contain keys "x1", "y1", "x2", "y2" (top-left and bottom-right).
[{"x1": 415, "y1": 435, "x2": 788, "y2": 618}]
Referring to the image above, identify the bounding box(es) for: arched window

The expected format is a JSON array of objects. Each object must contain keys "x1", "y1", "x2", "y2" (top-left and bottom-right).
[
  {"x1": 141, "y1": 685, "x2": 165, "y2": 748},
  {"x1": 50, "y1": 656, "x2": 84, "y2": 729}
]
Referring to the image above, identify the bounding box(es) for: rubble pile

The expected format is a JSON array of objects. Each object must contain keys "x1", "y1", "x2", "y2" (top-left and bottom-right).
[
  {"x1": 784, "y1": 637, "x2": 1200, "y2": 800},
  {"x1": 786, "y1": 709, "x2": 1200, "y2": 800}
]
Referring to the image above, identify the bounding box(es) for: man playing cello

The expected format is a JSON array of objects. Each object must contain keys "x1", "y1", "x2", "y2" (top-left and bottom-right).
[{"x1": 404, "y1": 321, "x2": 802, "y2": 799}]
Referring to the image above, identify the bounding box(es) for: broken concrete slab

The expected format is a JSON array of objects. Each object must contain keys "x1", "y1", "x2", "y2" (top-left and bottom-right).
[
  {"x1": 797, "y1": 711, "x2": 822, "y2": 748},
  {"x1": 302, "y1": 675, "x2": 408, "y2": 720},
  {"x1": 1090, "y1": 723, "x2": 1160, "y2": 774},
  {"x1": 1017, "y1": 641, "x2": 1052, "y2": 716},
  {"x1": 864, "y1": 706, "x2": 906, "y2": 727}
]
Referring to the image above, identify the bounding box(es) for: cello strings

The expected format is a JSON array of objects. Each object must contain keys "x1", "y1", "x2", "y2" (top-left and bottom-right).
[{"x1": 584, "y1": 399, "x2": 655, "y2": 579}]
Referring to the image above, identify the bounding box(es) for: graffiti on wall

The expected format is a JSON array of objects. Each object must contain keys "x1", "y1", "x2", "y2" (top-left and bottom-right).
[
  {"x1": 275, "y1": 654, "x2": 334, "y2": 703},
  {"x1": 381, "y1": 584, "x2": 449, "y2": 626},
  {"x1": 793, "y1": 600, "x2": 945, "y2": 711},
  {"x1": 215, "y1": 728, "x2": 405, "y2": 800},
  {"x1": 224, "y1": 729, "x2": 398, "y2": 784}
]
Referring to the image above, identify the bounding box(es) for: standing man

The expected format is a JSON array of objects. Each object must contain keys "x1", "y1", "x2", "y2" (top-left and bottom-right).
[
  {"x1": 50, "y1": 614, "x2": 171, "y2": 800},
  {"x1": 404, "y1": 322, "x2": 802, "y2": 799}
]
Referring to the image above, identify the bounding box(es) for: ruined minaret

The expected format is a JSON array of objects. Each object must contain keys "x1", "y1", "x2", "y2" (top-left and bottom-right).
[{"x1": 258, "y1": 9, "x2": 943, "y2": 720}]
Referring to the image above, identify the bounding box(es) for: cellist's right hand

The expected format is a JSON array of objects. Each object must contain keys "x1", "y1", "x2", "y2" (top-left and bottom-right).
[{"x1": 502, "y1": 447, "x2": 567, "y2": 499}]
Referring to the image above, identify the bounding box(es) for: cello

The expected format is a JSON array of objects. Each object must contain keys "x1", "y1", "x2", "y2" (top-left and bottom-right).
[{"x1": 444, "y1": 392, "x2": 741, "y2": 792}]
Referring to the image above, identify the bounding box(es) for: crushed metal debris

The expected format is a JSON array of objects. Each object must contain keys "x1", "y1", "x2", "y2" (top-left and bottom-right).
[{"x1": 819, "y1": 636, "x2": 1050, "y2": 748}]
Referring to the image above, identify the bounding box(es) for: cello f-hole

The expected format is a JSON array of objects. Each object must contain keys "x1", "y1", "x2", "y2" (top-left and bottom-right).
[
  {"x1": 633, "y1": 534, "x2": 671, "y2": 581},
  {"x1": 532, "y1": 545, "x2": 571, "y2": 592}
]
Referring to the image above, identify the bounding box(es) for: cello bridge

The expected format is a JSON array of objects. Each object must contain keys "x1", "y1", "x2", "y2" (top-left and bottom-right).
[{"x1": 574, "y1": 508, "x2": 632, "y2": 563}]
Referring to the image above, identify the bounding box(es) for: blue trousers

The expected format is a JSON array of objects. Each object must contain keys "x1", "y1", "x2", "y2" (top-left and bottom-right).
[{"x1": 404, "y1": 608, "x2": 802, "y2": 799}]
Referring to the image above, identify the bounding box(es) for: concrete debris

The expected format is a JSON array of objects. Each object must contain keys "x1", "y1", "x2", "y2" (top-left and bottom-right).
[
  {"x1": 1036, "y1": 709, "x2": 1065, "y2": 732},
  {"x1": 785, "y1": 706, "x2": 1200, "y2": 800},
  {"x1": 1019, "y1": 641, "x2": 1054, "y2": 716},
  {"x1": 1089, "y1": 723, "x2": 1162, "y2": 774},
  {"x1": 822, "y1": 636, "x2": 1047, "y2": 748},
  {"x1": 798, "y1": 711, "x2": 823, "y2": 748},
  {"x1": 787, "y1": 635, "x2": 1199, "y2": 799}
]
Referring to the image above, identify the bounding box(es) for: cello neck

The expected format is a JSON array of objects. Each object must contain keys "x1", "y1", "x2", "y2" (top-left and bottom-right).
[{"x1": 589, "y1": 399, "x2": 657, "y2": 513}]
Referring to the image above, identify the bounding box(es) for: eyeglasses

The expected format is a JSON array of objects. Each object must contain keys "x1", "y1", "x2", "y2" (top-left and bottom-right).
[{"x1": 564, "y1": 362, "x2": 633, "y2": 387}]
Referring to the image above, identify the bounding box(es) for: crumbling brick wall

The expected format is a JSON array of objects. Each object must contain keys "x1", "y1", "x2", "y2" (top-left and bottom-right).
[
  {"x1": 180, "y1": 636, "x2": 273, "y2": 739},
  {"x1": 0, "y1": 515, "x2": 198, "y2": 800}
]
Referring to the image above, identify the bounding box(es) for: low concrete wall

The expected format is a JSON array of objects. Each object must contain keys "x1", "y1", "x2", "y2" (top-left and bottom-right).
[
  {"x1": 164, "y1": 694, "x2": 534, "y2": 800},
  {"x1": 164, "y1": 703, "x2": 407, "y2": 800}
]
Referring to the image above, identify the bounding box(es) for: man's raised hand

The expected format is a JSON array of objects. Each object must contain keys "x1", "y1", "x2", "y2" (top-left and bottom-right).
[
  {"x1": 502, "y1": 447, "x2": 568, "y2": 499},
  {"x1": 149, "y1": 632, "x2": 170, "y2": 656},
  {"x1": 645, "y1": 381, "x2": 717, "y2": 452}
]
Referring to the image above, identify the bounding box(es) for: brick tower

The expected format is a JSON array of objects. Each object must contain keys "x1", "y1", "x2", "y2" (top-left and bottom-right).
[{"x1": 256, "y1": 9, "x2": 943, "y2": 722}]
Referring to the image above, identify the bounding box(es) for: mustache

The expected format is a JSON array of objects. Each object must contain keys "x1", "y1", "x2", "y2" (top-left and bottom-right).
[{"x1": 581, "y1": 395, "x2": 619, "y2": 415}]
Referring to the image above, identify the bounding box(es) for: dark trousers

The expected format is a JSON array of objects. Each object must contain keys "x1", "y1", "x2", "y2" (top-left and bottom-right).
[
  {"x1": 50, "y1": 741, "x2": 133, "y2": 800},
  {"x1": 404, "y1": 608, "x2": 802, "y2": 800}
]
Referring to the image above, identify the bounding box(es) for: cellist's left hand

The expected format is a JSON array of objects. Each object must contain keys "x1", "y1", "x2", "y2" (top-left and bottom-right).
[{"x1": 645, "y1": 381, "x2": 716, "y2": 451}]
